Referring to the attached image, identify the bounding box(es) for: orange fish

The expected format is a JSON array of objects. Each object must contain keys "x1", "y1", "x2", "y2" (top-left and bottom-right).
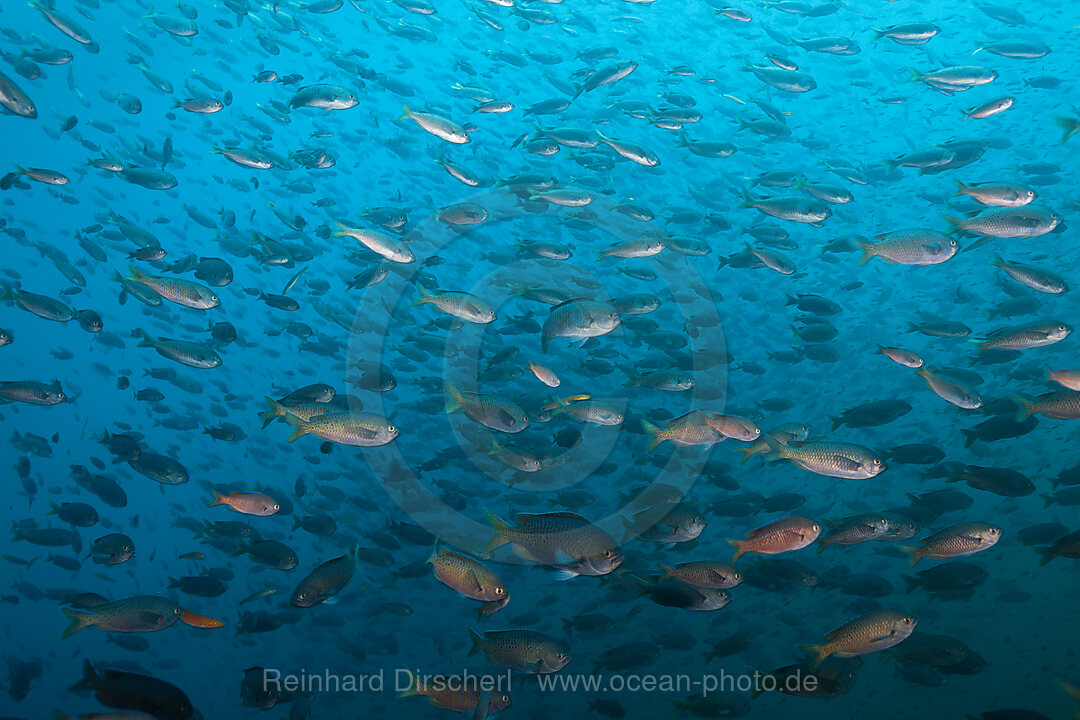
[
  {"x1": 727, "y1": 516, "x2": 821, "y2": 562},
  {"x1": 180, "y1": 609, "x2": 224, "y2": 629},
  {"x1": 209, "y1": 490, "x2": 280, "y2": 517}
]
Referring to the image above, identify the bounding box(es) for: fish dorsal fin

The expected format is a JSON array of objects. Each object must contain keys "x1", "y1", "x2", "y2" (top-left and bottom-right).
[
  {"x1": 551, "y1": 297, "x2": 592, "y2": 310},
  {"x1": 514, "y1": 511, "x2": 585, "y2": 523}
]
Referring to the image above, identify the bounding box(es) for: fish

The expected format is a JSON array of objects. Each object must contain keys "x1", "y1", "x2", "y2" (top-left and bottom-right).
[
  {"x1": 430, "y1": 543, "x2": 508, "y2": 607},
  {"x1": 727, "y1": 516, "x2": 821, "y2": 562},
  {"x1": 799, "y1": 610, "x2": 917, "y2": 668},
  {"x1": 484, "y1": 510, "x2": 621, "y2": 579},
  {"x1": 70, "y1": 660, "x2": 197, "y2": 720},
  {"x1": 209, "y1": 491, "x2": 280, "y2": 517},
  {"x1": 290, "y1": 548, "x2": 358, "y2": 607},
  {"x1": 414, "y1": 287, "x2": 496, "y2": 324},
  {"x1": 283, "y1": 411, "x2": 399, "y2": 446},
  {"x1": 541, "y1": 299, "x2": 622, "y2": 352},
  {"x1": 445, "y1": 383, "x2": 529, "y2": 433},
  {"x1": 902, "y1": 522, "x2": 1002, "y2": 566},
  {"x1": 855, "y1": 230, "x2": 958, "y2": 265},
  {"x1": 1012, "y1": 391, "x2": 1080, "y2": 421},
  {"x1": 467, "y1": 629, "x2": 570, "y2": 673},
  {"x1": 398, "y1": 669, "x2": 512, "y2": 714},
  {"x1": 399, "y1": 105, "x2": 470, "y2": 143},
  {"x1": 767, "y1": 438, "x2": 886, "y2": 479},
  {"x1": 914, "y1": 366, "x2": 983, "y2": 409},
  {"x1": 990, "y1": 255, "x2": 1068, "y2": 293},
  {"x1": 137, "y1": 332, "x2": 221, "y2": 369},
  {"x1": 61, "y1": 596, "x2": 183, "y2": 638}
]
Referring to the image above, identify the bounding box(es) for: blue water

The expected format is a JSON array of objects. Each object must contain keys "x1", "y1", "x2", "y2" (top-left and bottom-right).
[{"x1": 1, "y1": 0, "x2": 1079, "y2": 717}]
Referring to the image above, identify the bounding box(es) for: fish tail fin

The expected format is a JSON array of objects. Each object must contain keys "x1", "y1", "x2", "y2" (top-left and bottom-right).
[
  {"x1": 209, "y1": 490, "x2": 228, "y2": 507},
  {"x1": 1037, "y1": 546, "x2": 1057, "y2": 566},
  {"x1": 798, "y1": 644, "x2": 830, "y2": 670},
  {"x1": 901, "y1": 575, "x2": 920, "y2": 594},
  {"x1": 483, "y1": 509, "x2": 511, "y2": 553},
  {"x1": 738, "y1": 187, "x2": 754, "y2": 208},
  {"x1": 854, "y1": 239, "x2": 876, "y2": 265},
  {"x1": 1010, "y1": 394, "x2": 1035, "y2": 422},
  {"x1": 764, "y1": 437, "x2": 792, "y2": 462},
  {"x1": 136, "y1": 330, "x2": 155, "y2": 348},
  {"x1": 283, "y1": 413, "x2": 311, "y2": 443},
  {"x1": 260, "y1": 396, "x2": 287, "y2": 428},
  {"x1": 444, "y1": 382, "x2": 464, "y2": 413},
  {"x1": 1041, "y1": 494, "x2": 1055, "y2": 509},
  {"x1": 69, "y1": 659, "x2": 100, "y2": 691},
  {"x1": 658, "y1": 563, "x2": 676, "y2": 580},
  {"x1": 398, "y1": 104, "x2": 412, "y2": 122},
  {"x1": 60, "y1": 607, "x2": 92, "y2": 639},
  {"x1": 989, "y1": 252, "x2": 1005, "y2": 268},
  {"x1": 329, "y1": 219, "x2": 350, "y2": 238},
  {"x1": 640, "y1": 419, "x2": 664, "y2": 452},
  {"x1": 942, "y1": 215, "x2": 964, "y2": 234},
  {"x1": 954, "y1": 180, "x2": 970, "y2": 197},
  {"x1": 1054, "y1": 117, "x2": 1080, "y2": 145},
  {"x1": 125, "y1": 263, "x2": 148, "y2": 282},
  {"x1": 727, "y1": 539, "x2": 745, "y2": 563},
  {"x1": 467, "y1": 628, "x2": 485, "y2": 656},
  {"x1": 413, "y1": 285, "x2": 433, "y2": 306},
  {"x1": 396, "y1": 668, "x2": 419, "y2": 697},
  {"x1": 908, "y1": 68, "x2": 924, "y2": 83},
  {"x1": 1060, "y1": 681, "x2": 1080, "y2": 713},
  {"x1": 960, "y1": 429, "x2": 976, "y2": 449},
  {"x1": 900, "y1": 545, "x2": 924, "y2": 567},
  {"x1": 736, "y1": 444, "x2": 757, "y2": 464}
]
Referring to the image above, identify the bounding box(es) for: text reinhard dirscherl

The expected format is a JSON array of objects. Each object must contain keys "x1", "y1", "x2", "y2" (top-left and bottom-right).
[{"x1": 262, "y1": 668, "x2": 819, "y2": 698}]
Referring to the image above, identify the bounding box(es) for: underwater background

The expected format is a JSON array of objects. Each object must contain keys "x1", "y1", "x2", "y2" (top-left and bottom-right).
[{"x1": 1, "y1": 0, "x2": 1079, "y2": 718}]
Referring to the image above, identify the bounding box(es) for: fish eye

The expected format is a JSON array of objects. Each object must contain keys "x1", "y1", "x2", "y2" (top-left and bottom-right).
[
  {"x1": 501, "y1": 695, "x2": 509, "y2": 703},
  {"x1": 734, "y1": 572, "x2": 741, "y2": 580},
  {"x1": 812, "y1": 524, "x2": 820, "y2": 532},
  {"x1": 273, "y1": 504, "x2": 280, "y2": 510},
  {"x1": 603, "y1": 550, "x2": 611, "y2": 558},
  {"x1": 1026, "y1": 190, "x2": 1034, "y2": 197},
  {"x1": 388, "y1": 425, "x2": 397, "y2": 433},
  {"x1": 555, "y1": 653, "x2": 565, "y2": 659},
  {"x1": 494, "y1": 586, "x2": 505, "y2": 595}
]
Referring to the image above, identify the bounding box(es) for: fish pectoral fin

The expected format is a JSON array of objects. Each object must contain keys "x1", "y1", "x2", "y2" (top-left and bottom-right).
[
  {"x1": 553, "y1": 549, "x2": 579, "y2": 566},
  {"x1": 463, "y1": 570, "x2": 486, "y2": 596},
  {"x1": 138, "y1": 611, "x2": 165, "y2": 624},
  {"x1": 870, "y1": 630, "x2": 897, "y2": 644}
]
